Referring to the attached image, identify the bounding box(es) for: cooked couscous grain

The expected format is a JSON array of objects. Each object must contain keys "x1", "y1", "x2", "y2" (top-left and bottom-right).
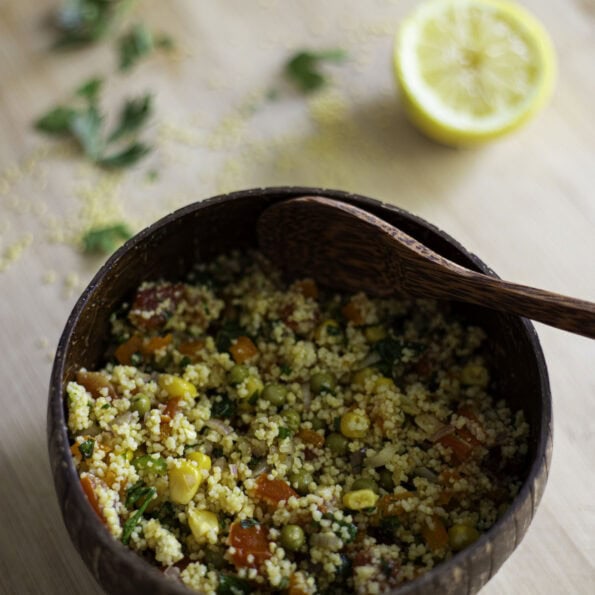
[{"x1": 67, "y1": 252, "x2": 529, "y2": 593}]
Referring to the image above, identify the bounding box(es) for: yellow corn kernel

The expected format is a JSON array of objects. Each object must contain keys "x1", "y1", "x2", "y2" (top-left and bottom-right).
[
  {"x1": 460, "y1": 364, "x2": 489, "y2": 388},
  {"x1": 168, "y1": 460, "x2": 201, "y2": 504},
  {"x1": 351, "y1": 367, "x2": 375, "y2": 390},
  {"x1": 241, "y1": 376, "x2": 263, "y2": 400},
  {"x1": 314, "y1": 319, "x2": 341, "y2": 342},
  {"x1": 188, "y1": 509, "x2": 219, "y2": 543},
  {"x1": 342, "y1": 489, "x2": 379, "y2": 510},
  {"x1": 374, "y1": 377, "x2": 395, "y2": 392},
  {"x1": 187, "y1": 451, "x2": 212, "y2": 471},
  {"x1": 158, "y1": 374, "x2": 197, "y2": 399},
  {"x1": 340, "y1": 410, "x2": 370, "y2": 438},
  {"x1": 364, "y1": 325, "x2": 387, "y2": 343}
]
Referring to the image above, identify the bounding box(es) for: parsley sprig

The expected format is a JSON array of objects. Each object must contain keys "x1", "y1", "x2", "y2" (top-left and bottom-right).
[
  {"x1": 285, "y1": 49, "x2": 348, "y2": 93},
  {"x1": 35, "y1": 77, "x2": 152, "y2": 168},
  {"x1": 82, "y1": 223, "x2": 132, "y2": 255}
]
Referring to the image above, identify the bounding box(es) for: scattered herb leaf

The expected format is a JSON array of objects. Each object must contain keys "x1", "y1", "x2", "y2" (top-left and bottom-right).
[
  {"x1": 82, "y1": 223, "x2": 132, "y2": 255},
  {"x1": 122, "y1": 481, "x2": 157, "y2": 544},
  {"x1": 118, "y1": 24, "x2": 174, "y2": 71},
  {"x1": 53, "y1": 0, "x2": 125, "y2": 48},
  {"x1": 98, "y1": 141, "x2": 151, "y2": 168},
  {"x1": 109, "y1": 94, "x2": 153, "y2": 142},
  {"x1": 34, "y1": 106, "x2": 76, "y2": 134},
  {"x1": 285, "y1": 48, "x2": 348, "y2": 93},
  {"x1": 76, "y1": 77, "x2": 103, "y2": 104}
]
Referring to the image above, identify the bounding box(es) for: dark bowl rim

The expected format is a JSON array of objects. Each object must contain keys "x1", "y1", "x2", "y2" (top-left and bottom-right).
[{"x1": 48, "y1": 185, "x2": 552, "y2": 595}]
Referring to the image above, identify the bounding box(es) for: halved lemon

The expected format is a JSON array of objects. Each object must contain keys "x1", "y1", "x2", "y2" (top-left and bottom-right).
[{"x1": 394, "y1": 0, "x2": 556, "y2": 145}]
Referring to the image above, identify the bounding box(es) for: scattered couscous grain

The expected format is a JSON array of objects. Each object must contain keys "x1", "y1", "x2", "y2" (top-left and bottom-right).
[{"x1": 67, "y1": 251, "x2": 529, "y2": 593}]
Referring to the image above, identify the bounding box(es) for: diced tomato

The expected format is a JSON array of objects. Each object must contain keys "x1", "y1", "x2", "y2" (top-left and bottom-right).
[
  {"x1": 76, "y1": 370, "x2": 117, "y2": 398},
  {"x1": 254, "y1": 475, "x2": 298, "y2": 507},
  {"x1": 438, "y1": 434, "x2": 473, "y2": 463},
  {"x1": 178, "y1": 339, "x2": 206, "y2": 357},
  {"x1": 421, "y1": 515, "x2": 449, "y2": 551},
  {"x1": 129, "y1": 282, "x2": 184, "y2": 330},
  {"x1": 163, "y1": 396, "x2": 181, "y2": 418},
  {"x1": 297, "y1": 428, "x2": 325, "y2": 448},
  {"x1": 293, "y1": 279, "x2": 319, "y2": 300},
  {"x1": 230, "y1": 336, "x2": 258, "y2": 364},
  {"x1": 80, "y1": 474, "x2": 107, "y2": 525},
  {"x1": 143, "y1": 333, "x2": 173, "y2": 354},
  {"x1": 288, "y1": 573, "x2": 310, "y2": 595},
  {"x1": 378, "y1": 492, "x2": 414, "y2": 518},
  {"x1": 114, "y1": 335, "x2": 143, "y2": 365},
  {"x1": 228, "y1": 521, "x2": 271, "y2": 568},
  {"x1": 341, "y1": 300, "x2": 365, "y2": 326}
]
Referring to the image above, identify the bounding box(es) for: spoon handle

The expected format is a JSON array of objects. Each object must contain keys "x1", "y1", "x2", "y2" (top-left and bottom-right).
[{"x1": 402, "y1": 258, "x2": 595, "y2": 339}]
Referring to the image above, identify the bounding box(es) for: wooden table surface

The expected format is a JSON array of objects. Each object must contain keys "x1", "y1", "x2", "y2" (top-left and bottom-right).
[{"x1": 1, "y1": 0, "x2": 594, "y2": 593}]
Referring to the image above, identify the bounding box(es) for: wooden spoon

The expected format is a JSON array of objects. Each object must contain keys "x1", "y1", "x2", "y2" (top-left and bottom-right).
[{"x1": 257, "y1": 196, "x2": 595, "y2": 339}]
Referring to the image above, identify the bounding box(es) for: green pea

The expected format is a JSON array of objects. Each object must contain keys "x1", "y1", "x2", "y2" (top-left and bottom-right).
[
  {"x1": 326, "y1": 432, "x2": 348, "y2": 456},
  {"x1": 448, "y1": 524, "x2": 480, "y2": 552},
  {"x1": 262, "y1": 383, "x2": 287, "y2": 406},
  {"x1": 351, "y1": 478, "x2": 379, "y2": 493},
  {"x1": 228, "y1": 364, "x2": 250, "y2": 386},
  {"x1": 289, "y1": 470, "x2": 312, "y2": 495},
  {"x1": 280, "y1": 524, "x2": 305, "y2": 551},
  {"x1": 131, "y1": 394, "x2": 151, "y2": 415},
  {"x1": 378, "y1": 468, "x2": 395, "y2": 492},
  {"x1": 310, "y1": 371, "x2": 337, "y2": 395},
  {"x1": 283, "y1": 409, "x2": 301, "y2": 431}
]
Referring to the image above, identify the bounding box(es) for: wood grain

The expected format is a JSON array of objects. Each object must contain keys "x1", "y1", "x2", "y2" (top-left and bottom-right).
[{"x1": 1, "y1": 1, "x2": 594, "y2": 594}]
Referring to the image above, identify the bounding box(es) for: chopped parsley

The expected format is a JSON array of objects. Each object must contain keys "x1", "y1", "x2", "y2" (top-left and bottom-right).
[
  {"x1": 78, "y1": 439, "x2": 94, "y2": 459},
  {"x1": 278, "y1": 427, "x2": 291, "y2": 439}
]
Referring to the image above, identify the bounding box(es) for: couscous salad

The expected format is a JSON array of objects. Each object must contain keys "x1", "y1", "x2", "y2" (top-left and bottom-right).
[{"x1": 67, "y1": 252, "x2": 529, "y2": 594}]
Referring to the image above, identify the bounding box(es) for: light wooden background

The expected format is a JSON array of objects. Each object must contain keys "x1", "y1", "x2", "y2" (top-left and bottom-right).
[{"x1": 0, "y1": 0, "x2": 594, "y2": 593}]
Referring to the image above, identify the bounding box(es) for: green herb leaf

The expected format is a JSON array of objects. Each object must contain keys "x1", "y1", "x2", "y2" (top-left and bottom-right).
[
  {"x1": 69, "y1": 105, "x2": 104, "y2": 160},
  {"x1": 285, "y1": 48, "x2": 348, "y2": 93},
  {"x1": 211, "y1": 396, "x2": 235, "y2": 419},
  {"x1": 279, "y1": 364, "x2": 292, "y2": 376},
  {"x1": 53, "y1": 0, "x2": 124, "y2": 48},
  {"x1": 132, "y1": 454, "x2": 167, "y2": 475},
  {"x1": 34, "y1": 106, "x2": 76, "y2": 134},
  {"x1": 78, "y1": 439, "x2": 95, "y2": 459},
  {"x1": 122, "y1": 482, "x2": 157, "y2": 545},
  {"x1": 217, "y1": 574, "x2": 251, "y2": 595},
  {"x1": 82, "y1": 223, "x2": 132, "y2": 255},
  {"x1": 239, "y1": 518, "x2": 259, "y2": 529},
  {"x1": 76, "y1": 77, "x2": 104, "y2": 104},
  {"x1": 215, "y1": 322, "x2": 246, "y2": 353},
  {"x1": 108, "y1": 94, "x2": 153, "y2": 142},
  {"x1": 118, "y1": 23, "x2": 154, "y2": 71},
  {"x1": 278, "y1": 427, "x2": 291, "y2": 440},
  {"x1": 97, "y1": 142, "x2": 151, "y2": 168}
]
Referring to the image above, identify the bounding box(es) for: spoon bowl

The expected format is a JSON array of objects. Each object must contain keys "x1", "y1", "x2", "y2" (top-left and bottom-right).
[{"x1": 258, "y1": 196, "x2": 595, "y2": 338}]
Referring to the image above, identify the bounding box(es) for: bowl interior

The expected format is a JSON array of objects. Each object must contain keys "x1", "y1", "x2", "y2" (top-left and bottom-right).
[{"x1": 48, "y1": 187, "x2": 551, "y2": 595}]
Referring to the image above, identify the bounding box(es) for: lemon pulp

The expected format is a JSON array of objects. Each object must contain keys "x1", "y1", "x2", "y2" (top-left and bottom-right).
[{"x1": 394, "y1": 0, "x2": 556, "y2": 145}]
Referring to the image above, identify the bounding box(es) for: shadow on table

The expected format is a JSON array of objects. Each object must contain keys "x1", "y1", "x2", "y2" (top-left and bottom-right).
[{"x1": 239, "y1": 93, "x2": 485, "y2": 213}]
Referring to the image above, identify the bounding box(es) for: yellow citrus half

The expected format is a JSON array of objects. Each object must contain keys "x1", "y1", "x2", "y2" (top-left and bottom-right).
[{"x1": 394, "y1": 0, "x2": 556, "y2": 146}]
